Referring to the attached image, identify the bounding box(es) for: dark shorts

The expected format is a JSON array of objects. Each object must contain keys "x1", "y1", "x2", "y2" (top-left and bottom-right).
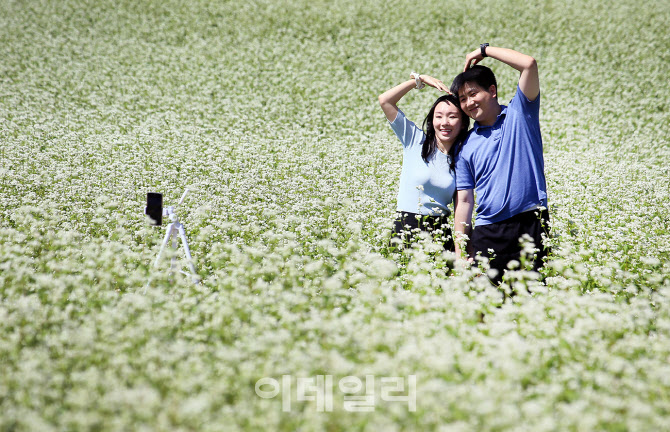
[
  {"x1": 471, "y1": 208, "x2": 550, "y2": 283},
  {"x1": 392, "y1": 211, "x2": 455, "y2": 252}
]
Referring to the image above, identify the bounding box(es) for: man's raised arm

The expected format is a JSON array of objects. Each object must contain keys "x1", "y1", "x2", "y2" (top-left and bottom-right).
[{"x1": 463, "y1": 45, "x2": 539, "y2": 101}]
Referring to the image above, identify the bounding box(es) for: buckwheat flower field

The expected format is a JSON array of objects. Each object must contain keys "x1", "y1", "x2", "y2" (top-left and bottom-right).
[{"x1": 1, "y1": 0, "x2": 669, "y2": 430}]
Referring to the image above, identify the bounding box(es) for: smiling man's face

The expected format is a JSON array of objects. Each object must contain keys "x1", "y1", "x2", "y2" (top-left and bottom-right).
[{"x1": 458, "y1": 82, "x2": 499, "y2": 126}]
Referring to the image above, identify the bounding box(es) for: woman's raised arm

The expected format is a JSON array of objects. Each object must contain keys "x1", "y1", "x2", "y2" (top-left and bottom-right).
[{"x1": 378, "y1": 74, "x2": 449, "y2": 122}]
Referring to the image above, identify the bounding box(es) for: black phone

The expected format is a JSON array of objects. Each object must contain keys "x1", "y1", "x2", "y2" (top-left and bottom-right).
[{"x1": 146, "y1": 192, "x2": 163, "y2": 225}]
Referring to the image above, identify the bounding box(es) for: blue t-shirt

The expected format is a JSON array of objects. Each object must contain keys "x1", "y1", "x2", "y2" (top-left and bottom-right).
[
  {"x1": 389, "y1": 109, "x2": 455, "y2": 216},
  {"x1": 455, "y1": 86, "x2": 547, "y2": 225}
]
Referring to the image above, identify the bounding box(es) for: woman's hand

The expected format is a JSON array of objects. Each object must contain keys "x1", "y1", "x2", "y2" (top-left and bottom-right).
[
  {"x1": 419, "y1": 75, "x2": 450, "y2": 93},
  {"x1": 378, "y1": 73, "x2": 452, "y2": 122}
]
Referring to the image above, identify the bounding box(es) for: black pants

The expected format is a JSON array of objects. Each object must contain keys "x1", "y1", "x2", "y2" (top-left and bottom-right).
[
  {"x1": 392, "y1": 212, "x2": 455, "y2": 252},
  {"x1": 470, "y1": 209, "x2": 550, "y2": 284}
]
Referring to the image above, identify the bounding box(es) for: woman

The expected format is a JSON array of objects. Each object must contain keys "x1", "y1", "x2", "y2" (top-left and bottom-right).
[{"x1": 379, "y1": 72, "x2": 470, "y2": 251}]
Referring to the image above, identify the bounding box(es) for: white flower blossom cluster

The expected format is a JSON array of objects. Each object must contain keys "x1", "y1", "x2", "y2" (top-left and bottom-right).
[{"x1": 1, "y1": 0, "x2": 669, "y2": 430}]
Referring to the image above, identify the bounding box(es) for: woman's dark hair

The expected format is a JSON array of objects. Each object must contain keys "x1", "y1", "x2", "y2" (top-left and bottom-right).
[
  {"x1": 450, "y1": 65, "x2": 497, "y2": 96},
  {"x1": 421, "y1": 94, "x2": 470, "y2": 169}
]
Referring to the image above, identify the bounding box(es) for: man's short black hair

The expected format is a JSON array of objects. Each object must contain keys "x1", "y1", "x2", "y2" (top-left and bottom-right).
[{"x1": 450, "y1": 65, "x2": 497, "y2": 95}]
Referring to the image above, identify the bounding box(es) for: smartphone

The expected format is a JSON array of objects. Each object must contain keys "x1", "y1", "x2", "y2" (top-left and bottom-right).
[{"x1": 146, "y1": 192, "x2": 163, "y2": 225}]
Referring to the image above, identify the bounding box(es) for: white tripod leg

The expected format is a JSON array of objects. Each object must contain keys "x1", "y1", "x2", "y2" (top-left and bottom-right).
[
  {"x1": 170, "y1": 224, "x2": 179, "y2": 275},
  {"x1": 177, "y1": 222, "x2": 199, "y2": 284},
  {"x1": 145, "y1": 221, "x2": 177, "y2": 293},
  {"x1": 155, "y1": 221, "x2": 177, "y2": 269}
]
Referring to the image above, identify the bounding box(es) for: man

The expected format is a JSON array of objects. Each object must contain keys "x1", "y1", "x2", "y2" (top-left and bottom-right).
[{"x1": 451, "y1": 45, "x2": 549, "y2": 284}]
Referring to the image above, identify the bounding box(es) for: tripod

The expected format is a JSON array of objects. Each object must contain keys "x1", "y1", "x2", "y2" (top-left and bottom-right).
[{"x1": 153, "y1": 189, "x2": 199, "y2": 284}]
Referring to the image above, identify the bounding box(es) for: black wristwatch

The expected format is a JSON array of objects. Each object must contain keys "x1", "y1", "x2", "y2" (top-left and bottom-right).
[{"x1": 480, "y1": 43, "x2": 489, "y2": 57}]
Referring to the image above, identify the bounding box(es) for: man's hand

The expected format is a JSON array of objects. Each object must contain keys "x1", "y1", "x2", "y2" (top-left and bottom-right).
[{"x1": 463, "y1": 49, "x2": 484, "y2": 71}]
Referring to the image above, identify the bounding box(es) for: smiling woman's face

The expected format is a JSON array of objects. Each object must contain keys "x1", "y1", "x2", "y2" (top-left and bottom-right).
[{"x1": 432, "y1": 101, "x2": 463, "y2": 148}]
